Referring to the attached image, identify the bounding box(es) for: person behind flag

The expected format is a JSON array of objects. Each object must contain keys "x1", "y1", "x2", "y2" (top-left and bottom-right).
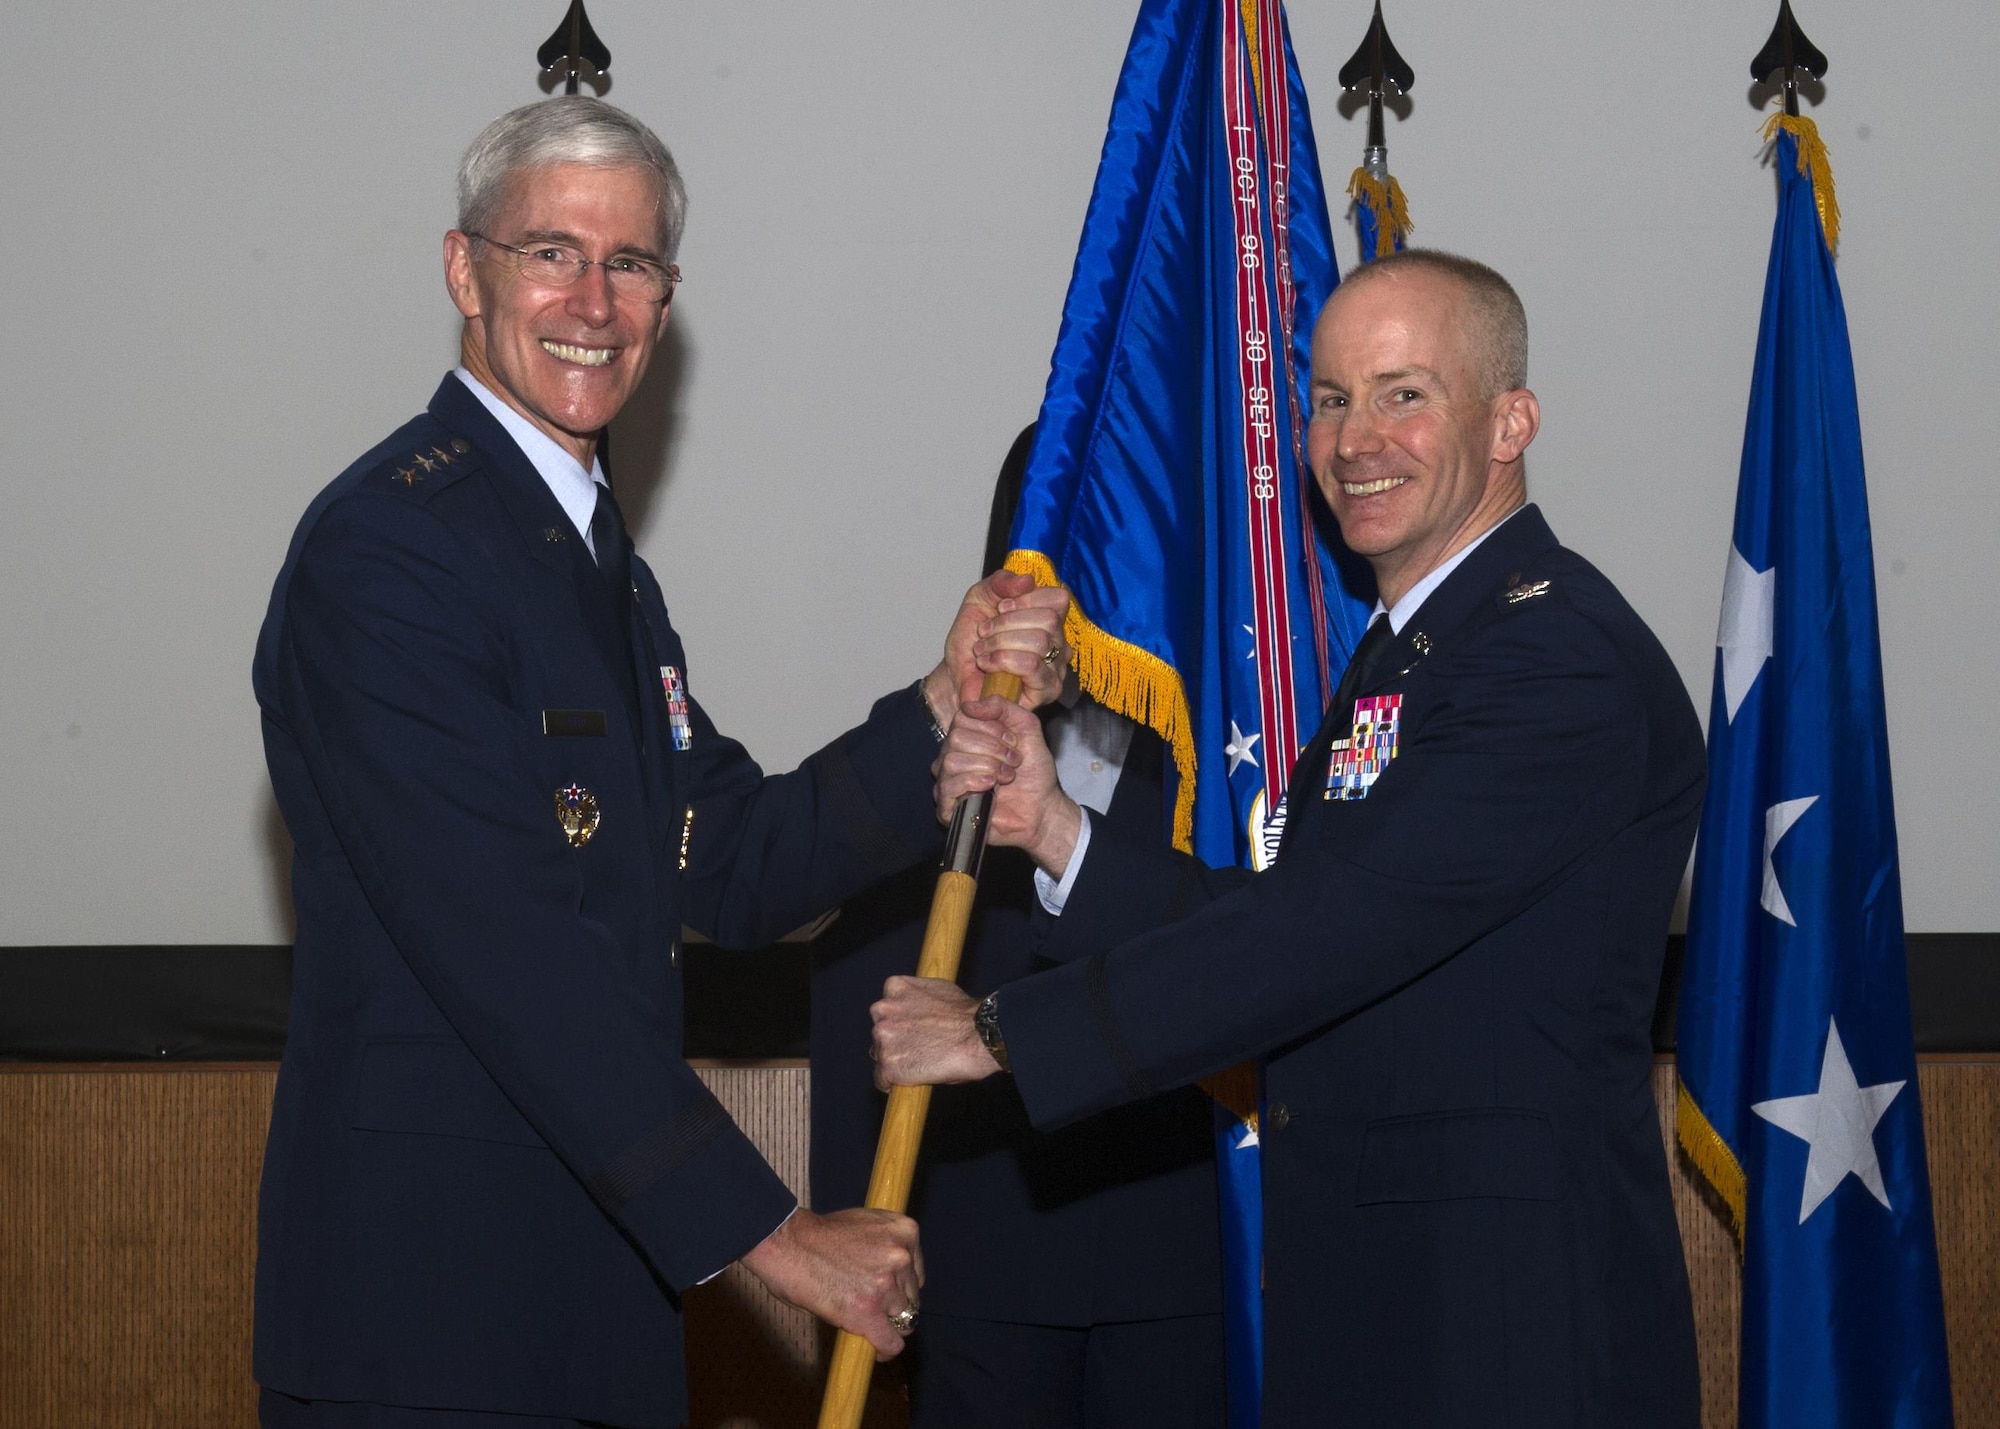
[
  {"x1": 874, "y1": 250, "x2": 1706, "y2": 1428},
  {"x1": 812, "y1": 424, "x2": 1224, "y2": 1428}
]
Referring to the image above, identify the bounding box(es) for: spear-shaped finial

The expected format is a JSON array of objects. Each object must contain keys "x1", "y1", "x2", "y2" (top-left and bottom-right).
[
  {"x1": 1752, "y1": 0, "x2": 1839, "y2": 250},
  {"x1": 1337, "y1": 0, "x2": 1414, "y2": 181},
  {"x1": 538, "y1": 0, "x2": 612, "y2": 96},
  {"x1": 1339, "y1": 2, "x2": 1415, "y2": 261},
  {"x1": 1750, "y1": 0, "x2": 1827, "y2": 118}
]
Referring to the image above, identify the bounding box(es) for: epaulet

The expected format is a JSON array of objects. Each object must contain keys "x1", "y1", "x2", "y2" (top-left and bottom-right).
[
  {"x1": 1493, "y1": 568, "x2": 1559, "y2": 611},
  {"x1": 371, "y1": 423, "x2": 480, "y2": 503}
]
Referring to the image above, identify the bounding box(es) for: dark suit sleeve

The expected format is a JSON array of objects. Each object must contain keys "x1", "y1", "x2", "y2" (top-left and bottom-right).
[
  {"x1": 673, "y1": 681, "x2": 942, "y2": 950},
  {"x1": 1005, "y1": 603, "x2": 1652, "y2": 1130},
  {"x1": 277, "y1": 497, "x2": 794, "y2": 1290}
]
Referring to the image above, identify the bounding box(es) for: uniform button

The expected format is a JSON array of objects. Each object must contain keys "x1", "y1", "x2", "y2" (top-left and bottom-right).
[
  {"x1": 450, "y1": 437, "x2": 472, "y2": 454},
  {"x1": 669, "y1": 942, "x2": 680, "y2": 967},
  {"x1": 1090, "y1": 760, "x2": 1104, "y2": 772},
  {"x1": 1267, "y1": 1102, "x2": 1290, "y2": 1131}
]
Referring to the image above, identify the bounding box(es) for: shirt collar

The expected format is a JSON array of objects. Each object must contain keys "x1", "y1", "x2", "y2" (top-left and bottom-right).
[
  {"x1": 453, "y1": 367, "x2": 606, "y2": 551},
  {"x1": 1374, "y1": 504, "x2": 1526, "y2": 634}
]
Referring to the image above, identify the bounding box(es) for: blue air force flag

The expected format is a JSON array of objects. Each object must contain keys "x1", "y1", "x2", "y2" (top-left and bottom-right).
[
  {"x1": 1676, "y1": 116, "x2": 1953, "y2": 1429},
  {"x1": 1002, "y1": 2, "x2": 1371, "y2": 1422}
]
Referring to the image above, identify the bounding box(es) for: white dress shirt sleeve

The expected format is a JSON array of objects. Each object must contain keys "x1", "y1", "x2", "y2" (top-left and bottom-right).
[{"x1": 1032, "y1": 807, "x2": 1094, "y2": 916}]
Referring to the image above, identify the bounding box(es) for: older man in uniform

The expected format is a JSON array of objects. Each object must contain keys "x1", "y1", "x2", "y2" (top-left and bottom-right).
[
  {"x1": 874, "y1": 251, "x2": 1705, "y2": 1428},
  {"x1": 252, "y1": 97, "x2": 1067, "y2": 1429}
]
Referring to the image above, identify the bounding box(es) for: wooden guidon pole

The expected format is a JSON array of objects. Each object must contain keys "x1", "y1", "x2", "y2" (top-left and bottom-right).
[{"x1": 817, "y1": 670, "x2": 1024, "y2": 1429}]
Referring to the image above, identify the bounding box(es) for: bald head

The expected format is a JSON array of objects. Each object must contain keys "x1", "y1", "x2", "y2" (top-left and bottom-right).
[
  {"x1": 1333, "y1": 250, "x2": 1527, "y2": 401},
  {"x1": 1304, "y1": 250, "x2": 1541, "y2": 609}
]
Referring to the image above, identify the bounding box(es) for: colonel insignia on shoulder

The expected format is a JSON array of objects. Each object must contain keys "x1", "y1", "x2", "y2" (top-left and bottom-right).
[
  {"x1": 555, "y1": 784, "x2": 600, "y2": 847},
  {"x1": 659, "y1": 666, "x2": 693, "y2": 751},
  {"x1": 1501, "y1": 579, "x2": 1553, "y2": 605},
  {"x1": 1325, "y1": 694, "x2": 1402, "y2": 800}
]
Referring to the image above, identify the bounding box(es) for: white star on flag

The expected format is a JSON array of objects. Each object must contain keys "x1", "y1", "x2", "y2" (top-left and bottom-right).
[
  {"x1": 1718, "y1": 544, "x2": 1775, "y2": 722},
  {"x1": 1761, "y1": 796, "x2": 1818, "y2": 926},
  {"x1": 1752, "y1": 1017, "x2": 1906, "y2": 1223},
  {"x1": 1224, "y1": 720, "x2": 1261, "y2": 776}
]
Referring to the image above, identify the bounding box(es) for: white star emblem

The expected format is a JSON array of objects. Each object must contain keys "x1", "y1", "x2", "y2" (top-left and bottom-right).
[
  {"x1": 1752, "y1": 1017, "x2": 1906, "y2": 1223},
  {"x1": 1243, "y1": 623, "x2": 1257, "y2": 660},
  {"x1": 1718, "y1": 544, "x2": 1775, "y2": 723},
  {"x1": 1224, "y1": 720, "x2": 1261, "y2": 776},
  {"x1": 1761, "y1": 795, "x2": 1818, "y2": 926}
]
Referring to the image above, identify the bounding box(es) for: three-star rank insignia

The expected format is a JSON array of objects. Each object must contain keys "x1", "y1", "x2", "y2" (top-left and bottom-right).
[
  {"x1": 1325, "y1": 694, "x2": 1402, "y2": 801},
  {"x1": 555, "y1": 783, "x2": 601, "y2": 847}
]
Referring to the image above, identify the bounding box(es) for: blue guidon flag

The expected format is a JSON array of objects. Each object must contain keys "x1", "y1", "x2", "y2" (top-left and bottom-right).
[
  {"x1": 1003, "y1": 1, "x2": 1371, "y2": 1420},
  {"x1": 1676, "y1": 113, "x2": 1953, "y2": 1428}
]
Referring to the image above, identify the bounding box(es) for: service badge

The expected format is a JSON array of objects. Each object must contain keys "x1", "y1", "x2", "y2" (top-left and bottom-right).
[{"x1": 555, "y1": 783, "x2": 601, "y2": 847}]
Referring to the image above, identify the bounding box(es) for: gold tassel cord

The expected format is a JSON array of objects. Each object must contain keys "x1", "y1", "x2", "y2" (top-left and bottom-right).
[
  {"x1": 1675, "y1": 1080, "x2": 1747, "y2": 1252},
  {"x1": 1346, "y1": 168, "x2": 1413, "y2": 260},
  {"x1": 1004, "y1": 549, "x2": 1199, "y2": 854},
  {"x1": 1239, "y1": 0, "x2": 1263, "y2": 99},
  {"x1": 1763, "y1": 112, "x2": 1840, "y2": 255}
]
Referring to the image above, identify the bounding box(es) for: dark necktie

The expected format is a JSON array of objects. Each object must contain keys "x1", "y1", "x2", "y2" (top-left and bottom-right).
[
  {"x1": 590, "y1": 483, "x2": 634, "y2": 626},
  {"x1": 1329, "y1": 612, "x2": 1395, "y2": 716}
]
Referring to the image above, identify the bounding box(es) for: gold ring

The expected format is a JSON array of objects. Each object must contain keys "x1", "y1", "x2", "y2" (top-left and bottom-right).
[
  {"x1": 889, "y1": 1307, "x2": 918, "y2": 1334},
  {"x1": 1041, "y1": 643, "x2": 1062, "y2": 667}
]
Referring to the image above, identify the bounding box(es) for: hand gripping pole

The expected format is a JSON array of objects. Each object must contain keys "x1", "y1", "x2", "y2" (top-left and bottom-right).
[{"x1": 816, "y1": 670, "x2": 1022, "y2": 1428}]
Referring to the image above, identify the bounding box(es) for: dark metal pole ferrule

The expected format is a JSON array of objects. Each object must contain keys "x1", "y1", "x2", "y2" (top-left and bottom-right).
[{"x1": 941, "y1": 791, "x2": 993, "y2": 879}]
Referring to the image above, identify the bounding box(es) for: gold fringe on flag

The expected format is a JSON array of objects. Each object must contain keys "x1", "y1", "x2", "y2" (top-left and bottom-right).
[
  {"x1": 1676, "y1": 1079, "x2": 1747, "y2": 1252},
  {"x1": 1763, "y1": 111, "x2": 1841, "y2": 254},
  {"x1": 1202, "y1": 1062, "x2": 1261, "y2": 1125},
  {"x1": 1346, "y1": 167, "x2": 1413, "y2": 260},
  {"x1": 1004, "y1": 549, "x2": 1198, "y2": 854}
]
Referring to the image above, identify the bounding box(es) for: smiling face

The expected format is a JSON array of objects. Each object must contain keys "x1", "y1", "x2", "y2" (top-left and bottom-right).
[
  {"x1": 1304, "y1": 268, "x2": 1538, "y2": 608},
  {"x1": 443, "y1": 162, "x2": 672, "y2": 466}
]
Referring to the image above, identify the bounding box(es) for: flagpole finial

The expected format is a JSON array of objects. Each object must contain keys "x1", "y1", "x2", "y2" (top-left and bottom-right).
[
  {"x1": 1337, "y1": 1, "x2": 1414, "y2": 173},
  {"x1": 1751, "y1": 0, "x2": 1826, "y2": 118},
  {"x1": 538, "y1": 0, "x2": 612, "y2": 96}
]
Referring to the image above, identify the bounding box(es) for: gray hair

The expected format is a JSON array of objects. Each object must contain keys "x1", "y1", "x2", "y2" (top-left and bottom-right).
[
  {"x1": 458, "y1": 96, "x2": 687, "y2": 259},
  {"x1": 1341, "y1": 249, "x2": 1528, "y2": 398}
]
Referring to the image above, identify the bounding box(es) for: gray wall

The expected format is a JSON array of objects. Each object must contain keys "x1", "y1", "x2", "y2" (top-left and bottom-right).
[{"x1": 3, "y1": 0, "x2": 1994, "y2": 944}]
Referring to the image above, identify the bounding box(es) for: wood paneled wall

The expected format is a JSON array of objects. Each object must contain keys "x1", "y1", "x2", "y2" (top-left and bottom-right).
[{"x1": 2, "y1": 1061, "x2": 1993, "y2": 1429}]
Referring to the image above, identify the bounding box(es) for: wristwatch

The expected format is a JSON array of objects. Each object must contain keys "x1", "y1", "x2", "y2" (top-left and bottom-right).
[{"x1": 973, "y1": 991, "x2": 1011, "y2": 1073}]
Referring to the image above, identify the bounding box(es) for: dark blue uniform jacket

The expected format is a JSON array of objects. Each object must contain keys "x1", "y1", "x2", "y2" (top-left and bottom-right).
[
  {"x1": 251, "y1": 377, "x2": 940, "y2": 1427},
  {"x1": 1004, "y1": 507, "x2": 1705, "y2": 1428}
]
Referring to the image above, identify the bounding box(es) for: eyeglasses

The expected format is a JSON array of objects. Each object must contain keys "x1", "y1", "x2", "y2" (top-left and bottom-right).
[{"x1": 467, "y1": 232, "x2": 681, "y2": 304}]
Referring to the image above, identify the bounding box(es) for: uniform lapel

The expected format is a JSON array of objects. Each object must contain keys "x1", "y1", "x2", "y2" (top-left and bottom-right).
[
  {"x1": 426, "y1": 378, "x2": 642, "y2": 735},
  {"x1": 1352, "y1": 505, "x2": 1561, "y2": 701},
  {"x1": 1280, "y1": 505, "x2": 1561, "y2": 844}
]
